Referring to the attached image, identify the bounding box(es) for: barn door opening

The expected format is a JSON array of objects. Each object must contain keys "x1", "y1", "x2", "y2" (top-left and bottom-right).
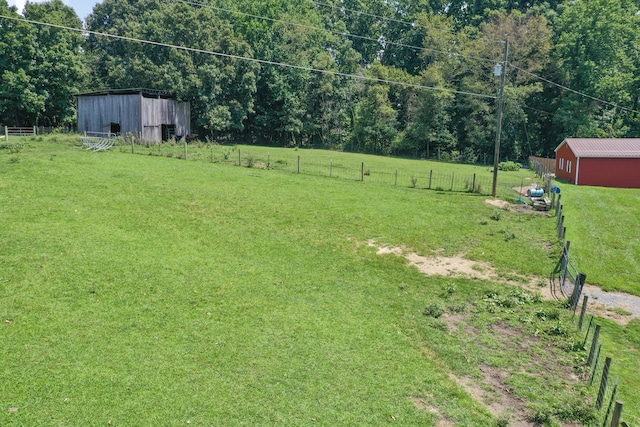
[
  {"x1": 110, "y1": 122, "x2": 121, "y2": 136},
  {"x1": 162, "y1": 124, "x2": 176, "y2": 142}
]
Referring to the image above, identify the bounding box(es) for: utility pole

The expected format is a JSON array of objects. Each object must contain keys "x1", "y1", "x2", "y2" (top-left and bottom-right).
[{"x1": 492, "y1": 39, "x2": 509, "y2": 198}]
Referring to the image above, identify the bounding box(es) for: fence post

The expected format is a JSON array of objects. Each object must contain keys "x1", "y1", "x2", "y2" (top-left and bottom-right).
[
  {"x1": 572, "y1": 272, "x2": 587, "y2": 313},
  {"x1": 472, "y1": 173, "x2": 477, "y2": 193},
  {"x1": 450, "y1": 172, "x2": 455, "y2": 191},
  {"x1": 583, "y1": 315, "x2": 594, "y2": 347},
  {"x1": 395, "y1": 169, "x2": 398, "y2": 186},
  {"x1": 610, "y1": 401, "x2": 623, "y2": 427},
  {"x1": 578, "y1": 295, "x2": 589, "y2": 330},
  {"x1": 588, "y1": 324, "x2": 601, "y2": 366},
  {"x1": 589, "y1": 341, "x2": 602, "y2": 385},
  {"x1": 603, "y1": 377, "x2": 619, "y2": 427},
  {"x1": 297, "y1": 155, "x2": 300, "y2": 174},
  {"x1": 429, "y1": 170, "x2": 433, "y2": 189},
  {"x1": 238, "y1": 149, "x2": 241, "y2": 166},
  {"x1": 4, "y1": 126, "x2": 7, "y2": 140},
  {"x1": 184, "y1": 138, "x2": 188, "y2": 160},
  {"x1": 361, "y1": 162, "x2": 364, "y2": 181},
  {"x1": 330, "y1": 160, "x2": 333, "y2": 178},
  {"x1": 33, "y1": 125, "x2": 37, "y2": 135},
  {"x1": 267, "y1": 153, "x2": 270, "y2": 168},
  {"x1": 131, "y1": 134, "x2": 134, "y2": 154},
  {"x1": 597, "y1": 356, "x2": 612, "y2": 409}
]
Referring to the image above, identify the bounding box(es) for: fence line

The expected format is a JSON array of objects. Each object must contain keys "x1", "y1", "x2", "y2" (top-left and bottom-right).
[
  {"x1": 550, "y1": 192, "x2": 631, "y2": 427},
  {"x1": 119, "y1": 142, "x2": 527, "y2": 198}
]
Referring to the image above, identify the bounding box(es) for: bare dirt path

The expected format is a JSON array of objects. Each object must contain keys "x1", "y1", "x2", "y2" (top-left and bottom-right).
[{"x1": 369, "y1": 239, "x2": 640, "y2": 326}]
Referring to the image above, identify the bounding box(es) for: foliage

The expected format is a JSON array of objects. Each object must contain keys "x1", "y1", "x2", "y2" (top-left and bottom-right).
[
  {"x1": 498, "y1": 161, "x2": 522, "y2": 171},
  {"x1": 2, "y1": 0, "x2": 639, "y2": 159}
]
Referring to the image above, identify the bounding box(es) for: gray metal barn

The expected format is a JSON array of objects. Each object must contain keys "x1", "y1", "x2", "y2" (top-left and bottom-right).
[{"x1": 76, "y1": 89, "x2": 191, "y2": 142}]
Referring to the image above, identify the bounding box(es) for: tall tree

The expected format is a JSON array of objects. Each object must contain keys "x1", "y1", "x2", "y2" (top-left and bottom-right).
[
  {"x1": 24, "y1": 0, "x2": 86, "y2": 127},
  {"x1": 85, "y1": 0, "x2": 258, "y2": 137},
  {"x1": 0, "y1": 0, "x2": 42, "y2": 125},
  {"x1": 553, "y1": 0, "x2": 639, "y2": 138}
]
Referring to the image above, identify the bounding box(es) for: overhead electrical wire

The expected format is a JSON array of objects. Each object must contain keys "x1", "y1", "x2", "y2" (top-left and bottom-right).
[
  {"x1": 509, "y1": 63, "x2": 640, "y2": 115},
  {"x1": 313, "y1": 1, "x2": 417, "y2": 30},
  {"x1": 170, "y1": 0, "x2": 498, "y2": 65},
  {"x1": 0, "y1": 14, "x2": 498, "y2": 100}
]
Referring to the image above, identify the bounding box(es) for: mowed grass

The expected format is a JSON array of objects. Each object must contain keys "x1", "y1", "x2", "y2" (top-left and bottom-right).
[
  {"x1": 556, "y1": 182, "x2": 640, "y2": 294},
  {"x1": 1, "y1": 136, "x2": 637, "y2": 425}
]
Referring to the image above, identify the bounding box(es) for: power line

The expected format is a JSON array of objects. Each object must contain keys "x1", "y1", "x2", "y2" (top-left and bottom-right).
[
  {"x1": 313, "y1": 1, "x2": 417, "y2": 30},
  {"x1": 170, "y1": 0, "x2": 497, "y2": 65},
  {"x1": 0, "y1": 14, "x2": 497, "y2": 100},
  {"x1": 510, "y1": 64, "x2": 640, "y2": 115}
]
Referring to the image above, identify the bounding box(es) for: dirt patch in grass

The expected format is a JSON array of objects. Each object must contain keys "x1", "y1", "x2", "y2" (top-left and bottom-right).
[
  {"x1": 369, "y1": 240, "x2": 498, "y2": 281},
  {"x1": 370, "y1": 240, "x2": 640, "y2": 326}
]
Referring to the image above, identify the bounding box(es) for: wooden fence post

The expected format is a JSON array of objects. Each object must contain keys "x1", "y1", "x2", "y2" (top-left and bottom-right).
[
  {"x1": 571, "y1": 272, "x2": 587, "y2": 313},
  {"x1": 611, "y1": 401, "x2": 623, "y2": 427},
  {"x1": 361, "y1": 162, "x2": 364, "y2": 181},
  {"x1": 4, "y1": 126, "x2": 7, "y2": 140},
  {"x1": 330, "y1": 160, "x2": 333, "y2": 178},
  {"x1": 297, "y1": 155, "x2": 300, "y2": 174},
  {"x1": 184, "y1": 138, "x2": 188, "y2": 160},
  {"x1": 238, "y1": 149, "x2": 241, "y2": 166},
  {"x1": 472, "y1": 173, "x2": 477, "y2": 193},
  {"x1": 578, "y1": 295, "x2": 589, "y2": 330},
  {"x1": 589, "y1": 341, "x2": 602, "y2": 385},
  {"x1": 587, "y1": 324, "x2": 601, "y2": 366},
  {"x1": 429, "y1": 170, "x2": 433, "y2": 189},
  {"x1": 597, "y1": 356, "x2": 612, "y2": 409}
]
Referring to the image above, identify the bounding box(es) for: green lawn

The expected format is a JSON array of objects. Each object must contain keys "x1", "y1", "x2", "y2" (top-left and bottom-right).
[
  {"x1": 554, "y1": 182, "x2": 640, "y2": 294},
  {"x1": 1, "y1": 136, "x2": 637, "y2": 425}
]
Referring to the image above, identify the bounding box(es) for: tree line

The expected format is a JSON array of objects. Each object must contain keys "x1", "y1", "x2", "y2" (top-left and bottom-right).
[{"x1": 1, "y1": 0, "x2": 638, "y2": 160}]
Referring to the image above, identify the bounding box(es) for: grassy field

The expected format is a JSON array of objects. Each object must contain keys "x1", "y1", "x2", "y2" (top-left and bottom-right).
[
  {"x1": 555, "y1": 182, "x2": 640, "y2": 294},
  {"x1": 1, "y1": 135, "x2": 638, "y2": 425}
]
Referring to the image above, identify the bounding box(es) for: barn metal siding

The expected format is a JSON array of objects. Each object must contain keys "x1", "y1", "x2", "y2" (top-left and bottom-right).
[
  {"x1": 578, "y1": 158, "x2": 640, "y2": 188},
  {"x1": 140, "y1": 97, "x2": 190, "y2": 142},
  {"x1": 77, "y1": 94, "x2": 142, "y2": 136},
  {"x1": 77, "y1": 91, "x2": 190, "y2": 143},
  {"x1": 555, "y1": 142, "x2": 577, "y2": 183}
]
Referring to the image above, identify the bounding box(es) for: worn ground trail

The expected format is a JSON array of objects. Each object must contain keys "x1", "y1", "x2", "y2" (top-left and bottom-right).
[{"x1": 369, "y1": 240, "x2": 640, "y2": 325}]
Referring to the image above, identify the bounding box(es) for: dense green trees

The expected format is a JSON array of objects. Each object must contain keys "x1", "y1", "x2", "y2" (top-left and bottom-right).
[
  {"x1": 0, "y1": 0, "x2": 84, "y2": 127},
  {"x1": 1, "y1": 0, "x2": 638, "y2": 160}
]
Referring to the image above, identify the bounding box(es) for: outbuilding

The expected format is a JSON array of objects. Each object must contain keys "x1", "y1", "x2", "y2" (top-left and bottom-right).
[
  {"x1": 554, "y1": 138, "x2": 640, "y2": 188},
  {"x1": 76, "y1": 88, "x2": 191, "y2": 143}
]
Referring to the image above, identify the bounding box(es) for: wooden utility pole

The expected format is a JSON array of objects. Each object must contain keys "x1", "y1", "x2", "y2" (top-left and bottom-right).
[{"x1": 492, "y1": 39, "x2": 509, "y2": 198}]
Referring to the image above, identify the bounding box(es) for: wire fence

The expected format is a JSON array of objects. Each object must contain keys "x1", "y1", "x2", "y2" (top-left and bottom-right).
[
  {"x1": 533, "y1": 157, "x2": 634, "y2": 427},
  {"x1": 110, "y1": 138, "x2": 526, "y2": 199}
]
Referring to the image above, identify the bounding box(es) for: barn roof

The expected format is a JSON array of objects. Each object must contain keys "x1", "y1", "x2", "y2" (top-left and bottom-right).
[
  {"x1": 75, "y1": 88, "x2": 176, "y2": 99},
  {"x1": 555, "y1": 138, "x2": 640, "y2": 158}
]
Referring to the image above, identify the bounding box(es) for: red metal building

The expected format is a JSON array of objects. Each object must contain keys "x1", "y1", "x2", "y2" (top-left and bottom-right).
[{"x1": 554, "y1": 138, "x2": 640, "y2": 188}]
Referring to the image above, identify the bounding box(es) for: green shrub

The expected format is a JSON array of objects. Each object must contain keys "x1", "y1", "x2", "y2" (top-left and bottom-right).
[{"x1": 498, "y1": 161, "x2": 522, "y2": 171}]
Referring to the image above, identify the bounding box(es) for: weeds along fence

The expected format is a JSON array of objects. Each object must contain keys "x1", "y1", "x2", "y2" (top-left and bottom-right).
[
  {"x1": 116, "y1": 141, "x2": 524, "y2": 199},
  {"x1": 548, "y1": 195, "x2": 631, "y2": 427}
]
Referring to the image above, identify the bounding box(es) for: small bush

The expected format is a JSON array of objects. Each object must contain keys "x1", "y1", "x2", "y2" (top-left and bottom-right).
[
  {"x1": 498, "y1": 161, "x2": 522, "y2": 171},
  {"x1": 490, "y1": 211, "x2": 502, "y2": 221},
  {"x1": 423, "y1": 302, "x2": 445, "y2": 318},
  {"x1": 411, "y1": 176, "x2": 418, "y2": 188}
]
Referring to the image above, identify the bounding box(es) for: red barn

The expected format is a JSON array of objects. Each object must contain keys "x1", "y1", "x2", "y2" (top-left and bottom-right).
[{"x1": 554, "y1": 138, "x2": 640, "y2": 188}]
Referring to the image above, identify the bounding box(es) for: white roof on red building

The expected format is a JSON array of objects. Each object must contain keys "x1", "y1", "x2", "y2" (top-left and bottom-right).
[{"x1": 555, "y1": 138, "x2": 640, "y2": 158}]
